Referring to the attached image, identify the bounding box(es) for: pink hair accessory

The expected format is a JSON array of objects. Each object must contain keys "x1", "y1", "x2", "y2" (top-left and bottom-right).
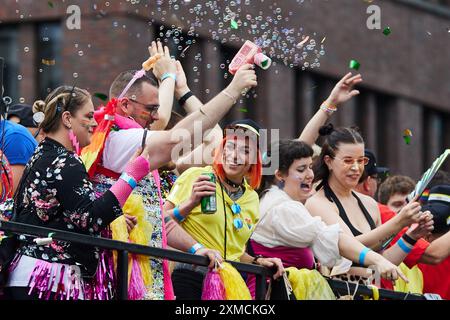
[{"x1": 69, "y1": 129, "x2": 81, "y2": 155}]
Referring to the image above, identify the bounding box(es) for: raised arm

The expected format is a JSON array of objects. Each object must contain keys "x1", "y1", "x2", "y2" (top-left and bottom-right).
[
  {"x1": 298, "y1": 73, "x2": 362, "y2": 145},
  {"x1": 150, "y1": 41, "x2": 176, "y2": 131},
  {"x1": 174, "y1": 60, "x2": 204, "y2": 115},
  {"x1": 172, "y1": 60, "x2": 223, "y2": 174},
  {"x1": 175, "y1": 126, "x2": 223, "y2": 175},
  {"x1": 145, "y1": 64, "x2": 257, "y2": 171}
]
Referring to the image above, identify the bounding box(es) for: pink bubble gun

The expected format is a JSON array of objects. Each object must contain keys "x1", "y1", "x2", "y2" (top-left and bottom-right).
[{"x1": 228, "y1": 40, "x2": 272, "y2": 75}]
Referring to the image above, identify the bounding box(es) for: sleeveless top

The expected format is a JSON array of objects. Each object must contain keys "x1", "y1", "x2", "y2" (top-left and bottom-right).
[{"x1": 323, "y1": 182, "x2": 376, "y2": 236}]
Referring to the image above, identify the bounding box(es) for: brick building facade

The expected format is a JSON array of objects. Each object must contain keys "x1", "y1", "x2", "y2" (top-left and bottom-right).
[{"x1": 0, "y1": 0, "x2": 449, "y2": 179}]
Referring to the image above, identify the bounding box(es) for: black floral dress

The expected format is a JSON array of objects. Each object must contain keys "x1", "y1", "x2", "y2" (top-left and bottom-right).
[{"x1": 13, "y1": 138, "x2": 123, "y2": 277}]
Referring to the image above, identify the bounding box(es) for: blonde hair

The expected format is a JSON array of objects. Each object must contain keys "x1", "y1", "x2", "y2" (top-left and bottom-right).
[{"x1": 32, "y1": 86, "x2": 90, "y2": 133}]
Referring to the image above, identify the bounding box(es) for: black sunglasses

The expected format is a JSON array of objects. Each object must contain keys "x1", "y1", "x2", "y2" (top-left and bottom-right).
[{"x1": 129, "y1": 98, "x2": 159, "y2": 115}]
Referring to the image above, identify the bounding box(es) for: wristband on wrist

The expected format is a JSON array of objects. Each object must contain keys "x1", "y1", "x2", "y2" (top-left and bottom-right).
[
  {"x1": 119, "y1": 172, "x2": 137, "y2": 189},
  {"x1": 359, "y1": 247, "x2": 371, "y2": 266},
  {"x1": 397, "y1": 238, "x2": 412, "y2": 254},
  {"x1": 222, "y1": 90, "x2": 237, "y2": 103},
  {"x1": 172, "y1": 206, "x2": 185, "y2": 223},
  {"x1": 161, "y1": 72, "x2": 177, "y2": 82},
  {"x1": 188, "y1": 243, "x2": 204, "y2": 254},
  {"x1": 252, "y1": 255, "x2": 264, "y2": 265},
  {"x1": 178, "y1": 91, "x2": 194, "y2": 107},
  {"x1": 320, "y1": 101, "x2": 337, "y2": 115},
  {"x1": 402, "y1": 233, "x2": 417, "y2": 246}
]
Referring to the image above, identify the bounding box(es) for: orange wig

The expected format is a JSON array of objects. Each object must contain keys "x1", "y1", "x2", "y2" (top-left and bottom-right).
[{"x1": 212, "y1": 136, "x2": 262, "y2": 190}]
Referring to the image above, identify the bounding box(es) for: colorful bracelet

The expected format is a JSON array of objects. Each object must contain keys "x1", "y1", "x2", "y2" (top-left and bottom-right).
[
  {"x1": 119, "y1": 172, "x2": 137, "y2": 189},
  {"x1": 397, "y1": 238, "x2": 412, "y2": 254},
  {"x1": 359, "y1": 247, "x2": 371, "y2": 266},
  {"x1": 172, "y1": 206, "x2": 185, "y2": 223},
  {"x1": 161, "y1": 72, "x2": 177, "y2": 82},
  {"x1": 320, "y1": 101, "x2": 338, "y2": 115},
  {"x1": 188, "y1": 243, "x2": 204, "y2": 254}
]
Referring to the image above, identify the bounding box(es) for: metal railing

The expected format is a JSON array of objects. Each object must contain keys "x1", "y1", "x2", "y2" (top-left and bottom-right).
[{"x1": 0, "y1": 220, "x2": 426, "y2": 300}]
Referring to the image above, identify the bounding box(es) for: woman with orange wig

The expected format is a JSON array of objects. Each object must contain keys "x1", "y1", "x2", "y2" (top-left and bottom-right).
[{"x1": 163, "y1": 119, "x2": 284, "y2": 300}]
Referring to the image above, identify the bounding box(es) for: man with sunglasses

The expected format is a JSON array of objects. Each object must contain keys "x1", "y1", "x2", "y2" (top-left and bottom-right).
[{"x1": 80, "y1": 41, "x2": 259, "y2": 299}]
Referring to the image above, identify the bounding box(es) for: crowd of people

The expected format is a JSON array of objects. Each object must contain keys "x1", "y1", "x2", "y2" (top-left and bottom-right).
[{"x1": 0, "y1": 41, "x2": 449, "y2": 300}]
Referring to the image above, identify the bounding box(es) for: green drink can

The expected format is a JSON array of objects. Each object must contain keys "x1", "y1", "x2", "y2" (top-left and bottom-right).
[{"x1": 201, "y1": 173, "x2": 217, "y2": 214}]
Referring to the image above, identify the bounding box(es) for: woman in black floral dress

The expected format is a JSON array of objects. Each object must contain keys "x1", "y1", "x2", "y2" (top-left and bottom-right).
[{"x1": 3, "y1": 86, "x2": 151, "y2": 300}]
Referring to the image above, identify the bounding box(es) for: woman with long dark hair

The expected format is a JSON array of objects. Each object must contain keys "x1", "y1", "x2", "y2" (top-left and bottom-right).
[{"x1": 306, "y1": 125, "x2": 433, "y2": 283}]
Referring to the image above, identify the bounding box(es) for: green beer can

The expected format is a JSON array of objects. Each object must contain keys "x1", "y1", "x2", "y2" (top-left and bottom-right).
[{"x1": 201, "y1": 173, "x2": 217, "y2": 214}]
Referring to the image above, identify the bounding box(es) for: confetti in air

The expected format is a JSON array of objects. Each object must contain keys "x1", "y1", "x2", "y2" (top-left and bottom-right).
[
  {"x1": 94, "y1": 93, "x2": 108, "y2": 102},
  {"x1": 349, "y1": 59, "x2": 361, "y2": 70},
  {"x1": 403, "y1": 129, "x2": 413, "y2": 145}
]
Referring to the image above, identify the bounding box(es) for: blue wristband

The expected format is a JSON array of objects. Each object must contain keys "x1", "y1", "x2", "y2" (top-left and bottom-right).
[
  {"x1": 161, "y1": 73, "x2": 177, "y2": 82},
  {"x1": 359, "y1": 247, "x2": 371, "y2": 266},
  {"x1": 173, "y1": 206, "x2": 185, "y2": 223},
  {"x1": 188, "y1": 243, "x2": 204, "y2": 254},
  {"x1": 397, "y1": 238, "x2": 412, "y2": 254},
  {"x1": 119, "y1": 172, "x2": 137, "y2": 189}
]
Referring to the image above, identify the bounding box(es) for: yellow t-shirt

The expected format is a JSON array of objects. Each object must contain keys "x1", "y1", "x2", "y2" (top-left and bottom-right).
[{"x1": 166, "y1": 166, "x2": 260, "y2": 261}]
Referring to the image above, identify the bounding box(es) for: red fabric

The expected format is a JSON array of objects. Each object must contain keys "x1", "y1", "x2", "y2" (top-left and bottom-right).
[
  {"x1": 97, "y1": 165, "x2": 120, "y2": 179},
  {"x1": 81, "y1": 99, "x2": 117, "y2": 177},
  {"x1": 379, "y1": 204, "x2": 396, "y2": 224},
  {"x1": 419, "y1": 256, "x2": 450, "y2": 299},
  {"x1": 378, "y1": 203, "x2": 430, "y2": 289},
  {"x1": 378, "y1": 203, "x2": 430, "y2": 266},
  {"x1": 0, "y1": 150, "x2": 13, "y2": 202}
]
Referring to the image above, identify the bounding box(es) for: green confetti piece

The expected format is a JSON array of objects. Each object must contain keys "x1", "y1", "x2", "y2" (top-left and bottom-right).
[
  {"x1": 383, "y1": 27, "x2": 391, "y2": 36},
  {"x1": 48, "y1": 1, "x2": 54, "y2": 8},
  {"x1": 231, "y1": 20, "x2": 238, "y2": 30},
  {"x1": 94, "y1": 93, "x2": 108, "y2": 101},
  {"x1": 349, "y1": 60, "x2": 360, "y2": 70},
  {"x1": 239, "y1": 108, "x2": 248, "y2": 113},
  {"x1": 403, "y1": 135, "x2": 411, "y2": 145}
]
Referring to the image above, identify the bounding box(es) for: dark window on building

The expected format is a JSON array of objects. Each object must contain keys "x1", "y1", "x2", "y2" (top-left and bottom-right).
[
  {"x1": 0, "y1": 26, "x2": 19, "y2": 103},
  {"x1": 36, "y1": 22, "x2": 62, "y2": 99}
]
